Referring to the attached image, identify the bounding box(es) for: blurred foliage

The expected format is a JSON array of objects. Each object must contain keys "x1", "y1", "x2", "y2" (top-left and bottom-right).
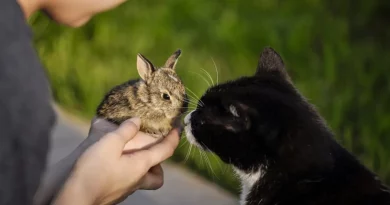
[{"x1": 30, "y1": 0, "x2": 390, "y2": 195}]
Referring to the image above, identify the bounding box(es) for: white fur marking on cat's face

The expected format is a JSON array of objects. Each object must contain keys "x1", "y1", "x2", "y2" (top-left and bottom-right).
[
  {"x1": 233, "y1": 167, "x2": 263, "y2": 205},
  {"x1": 184, "y1": 110, "x2": 202, "y2": 148},
  {"x1": 229, "y1": 105, "x2": 239, "y2": 117},
  {"x1": 168, "y1": 74, "x2": 179, "y2": 82}
]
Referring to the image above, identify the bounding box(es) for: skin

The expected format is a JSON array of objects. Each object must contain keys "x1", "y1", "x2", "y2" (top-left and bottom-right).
[
  {"x1": 17, "y1": 0, "x2": 126, "y2": 27},
  {"x1": 54, "y1": 118, "x2": 180, "y2": 205},
  {"x1": 16, "y1": 0, "x2": 181, "y2": 204}
]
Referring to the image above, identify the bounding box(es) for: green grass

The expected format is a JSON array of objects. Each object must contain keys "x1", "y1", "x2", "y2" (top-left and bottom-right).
[{"x1": 30, "y1": 0, "x2": 390, "y2": 195}]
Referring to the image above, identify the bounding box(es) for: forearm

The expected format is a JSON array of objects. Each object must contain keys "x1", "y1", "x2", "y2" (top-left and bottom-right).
[
  {"x1": 52, "y1": 174, "x2": 96, "y2": 205},
  {"x1": 34, "y1": 118, "x2": 117, "y2": 205},
  {"x1": 33, "y1": 137, "x2": 98, "y2": 205}
]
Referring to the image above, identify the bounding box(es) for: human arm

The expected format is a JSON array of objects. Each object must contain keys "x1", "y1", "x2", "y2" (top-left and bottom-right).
[
  {"x1": 33, "y1": 117, "x2": 120, "y2": 205},
  {"x1": 54, "y1": 118, "x2": 180, "y2": 205},
  {"x1": 34, "y1": 117, "x2": 180, "y2": 205}
]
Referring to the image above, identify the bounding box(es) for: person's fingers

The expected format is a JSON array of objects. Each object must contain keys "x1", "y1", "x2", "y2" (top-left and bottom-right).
[
  {"x1": 90, "y1": 117, "x2": 118, "y2": 132},
  {"x1": 132, "y1": 128, "x2": 180, "y2": 167},
  {"x1": 87, "y1": 117, "x2": 119, "y2": 142},
  {"x1": 99, "y1": 118, "x2": 141, "y2": 151},
  {"x1": 138, "y1": 165, "x2": 164, "y2": 190},
  {"x1": 123, "y1": 132, "x2": 161, "y2": 152},
  {"x1": 113, "y1": 118, "x2": 141, "y2": 138}
]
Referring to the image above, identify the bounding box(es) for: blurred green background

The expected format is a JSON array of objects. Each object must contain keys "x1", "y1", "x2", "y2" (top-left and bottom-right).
[{"x1": 29, "y1": 0, "x2": 390, "y2": 195}]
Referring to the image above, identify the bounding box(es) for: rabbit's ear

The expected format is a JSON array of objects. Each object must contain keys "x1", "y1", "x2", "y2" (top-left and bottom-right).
[
  {"x1": 137, "y1": 53, "x2": 155, "y2": 80},
  {"x1": 164, "y1": 49, "x2": 182, "y2": 70}
]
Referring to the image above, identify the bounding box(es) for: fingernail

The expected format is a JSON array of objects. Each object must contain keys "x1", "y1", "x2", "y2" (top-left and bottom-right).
[{"x1": 92, "y1": 118, "x2": 102, "y2": 125}]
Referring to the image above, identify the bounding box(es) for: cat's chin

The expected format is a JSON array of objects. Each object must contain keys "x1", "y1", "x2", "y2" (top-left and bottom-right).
[{"x1": 184, "y1": 110, "x2": 203, "y2": 149}]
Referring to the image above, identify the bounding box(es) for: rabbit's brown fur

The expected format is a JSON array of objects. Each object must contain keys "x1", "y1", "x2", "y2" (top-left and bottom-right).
[{"x1": 96, "y1": 49, "x2": 187, "y2": 138}]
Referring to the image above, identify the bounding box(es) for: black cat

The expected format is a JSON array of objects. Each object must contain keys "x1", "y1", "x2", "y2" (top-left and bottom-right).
[{"x1": 183, "y1": 47, "x2": 390, "y2": 205}]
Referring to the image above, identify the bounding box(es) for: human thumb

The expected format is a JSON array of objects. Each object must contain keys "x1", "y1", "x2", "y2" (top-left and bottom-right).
[{"x1": 100, "y1": 117, "x2": 142, "y2": 151}]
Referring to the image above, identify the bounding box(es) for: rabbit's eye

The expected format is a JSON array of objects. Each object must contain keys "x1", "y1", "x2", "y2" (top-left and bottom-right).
[{"x1": 162, "y1": 93, "x2": 170, "y2": 100}]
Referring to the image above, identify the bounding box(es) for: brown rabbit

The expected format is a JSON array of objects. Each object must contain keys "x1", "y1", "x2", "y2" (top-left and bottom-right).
[{"x1": 96, "y1": 49, "x2": 187, "y2": 138}]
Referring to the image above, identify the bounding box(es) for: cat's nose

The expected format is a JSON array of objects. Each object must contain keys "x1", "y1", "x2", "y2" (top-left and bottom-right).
[{"x1": 184, "y1": 110, "x2": 194, "y2": 125}]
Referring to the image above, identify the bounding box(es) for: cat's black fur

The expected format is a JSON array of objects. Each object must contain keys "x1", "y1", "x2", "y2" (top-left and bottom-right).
[{"x1": 184, "y1": 47, "x2": 390, "y2": 205}]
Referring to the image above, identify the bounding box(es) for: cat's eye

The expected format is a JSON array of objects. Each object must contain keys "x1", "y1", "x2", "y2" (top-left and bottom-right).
[{"x1": 162, "y1": 93, "x2": 170, "y2": 100}]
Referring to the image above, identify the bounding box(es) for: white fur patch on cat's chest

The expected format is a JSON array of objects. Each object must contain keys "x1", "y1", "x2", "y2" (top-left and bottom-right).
[{"x1": 234, "y1": 168, "x2": 263, "y2": 205}]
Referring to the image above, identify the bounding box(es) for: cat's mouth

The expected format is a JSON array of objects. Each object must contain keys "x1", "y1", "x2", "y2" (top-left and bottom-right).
[{"x1": 184, "y1": 110, "x2": 203, "y2": 148}]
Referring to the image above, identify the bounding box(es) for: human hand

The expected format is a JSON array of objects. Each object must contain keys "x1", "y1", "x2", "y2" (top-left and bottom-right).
[
  {"x1": 87, "y1": 117, "x2": 165, "y2": 153},
  {"x1": 53, "y1": 118, "x2": 181, "y2": 205}
]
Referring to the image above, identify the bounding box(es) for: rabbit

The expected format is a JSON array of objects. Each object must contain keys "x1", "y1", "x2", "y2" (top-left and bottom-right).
[{"x1": 96, "y1": 49, "x2": 188, "y2": 138}]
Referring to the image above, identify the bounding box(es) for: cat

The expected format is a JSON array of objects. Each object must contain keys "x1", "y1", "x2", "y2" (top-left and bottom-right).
[{"x1": 183, "y1": 47, "x2": 390, "y2": 205}]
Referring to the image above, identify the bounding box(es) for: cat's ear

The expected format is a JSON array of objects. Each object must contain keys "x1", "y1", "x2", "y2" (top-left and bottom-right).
[
  {"x1": 255, "y1": 47, "x2": 289, "y2": 79},
  {"x1": 164, "y1": 49, "x2": 182, "y2": 70},
  {"x1": 137, "y1": 53, "x2": 155, "y2": 80}
]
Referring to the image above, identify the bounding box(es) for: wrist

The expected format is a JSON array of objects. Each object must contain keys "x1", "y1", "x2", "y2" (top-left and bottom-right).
[{"x1": 53, "y1": 172, "x2": 98, "y2": 205}]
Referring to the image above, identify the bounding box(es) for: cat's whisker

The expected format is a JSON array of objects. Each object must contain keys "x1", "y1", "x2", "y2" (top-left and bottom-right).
[
  {"x1": 201, "y1": 149, "x2": 219, "y2": 180},
  {"x1": 178, "y1": 137, "x2": 188, "y2": 149},
  {"x1": 180, "y1": 100, "x2": 199, "y2": 107},
  {"x1": 200, "y1": 142, "x2": 228, "y2": 175},
  {"x1": 210, "y1": 152, "x2": 224, "y2": 174},
  {"x1": 178, "y1": 111, "x2": 195, "y2": 119},
  {"x1": 160, "y1": 107, "x2": 196, "y2": 110},
  {"x1": 184, "y1": 143, "x2": 193, "y2": 164},
  {"x1": 178, "y1": 112, "x2": 192, "y2": 118},
  {"x1": 197, "y1": 149, "x2": 205, "y2": 168},
  {"x1": 199, "y1": 143, "x2": 219, "y2": 179},
  {"x1": 198, "y1": 150, "x2": 208, "y2": 173},
  {"x1": 185, "y1": 87, "x2": 205, "y2": 107},
  {"x1": 200, "y1": 68, "x2": 214, "y2": 86},
  {"x1": 185, "y1": 93, "x2": 202, "y2": 107},
  {"x1": 189, "y1": 71, "x2": 211, "y2": 87},
  {"x1": 158, "y1": 106, "x2": 195, "y2": 109},
  {"x1": 184, "y1": 104, "x2": 197, "y2": 109},
  {"x1": 181, "y1": 98, "x2": 198, "y2": 106},
  {"x1": 184, "y1": 90, "x2": 203, "y2": 106},
  {"x1": 211, "y1": 57, "x2": 219, "y2": 85},
  {"x1": 183, "y1": 93, "x2": 199, "y2": 104}
]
